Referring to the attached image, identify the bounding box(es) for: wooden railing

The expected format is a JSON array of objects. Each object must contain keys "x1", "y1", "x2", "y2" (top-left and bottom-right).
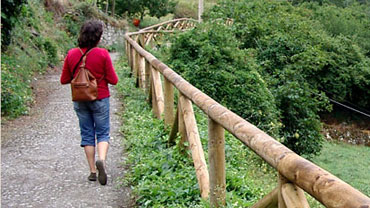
[{"x1": 124, "y1": 18, "x2": 370, "y2": 208}]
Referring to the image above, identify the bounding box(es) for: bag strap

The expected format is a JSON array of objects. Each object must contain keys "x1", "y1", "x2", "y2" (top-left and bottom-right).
[
  {"x1": 76, "y1": 47, "x2": 105, "y2": 82},
  {"x1": 71, "y1": 47, "x2": 94, "y2": 79}
]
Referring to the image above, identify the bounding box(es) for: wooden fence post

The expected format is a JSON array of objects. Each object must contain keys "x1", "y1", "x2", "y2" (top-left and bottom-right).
[
  {"x1": 168, "y1": 108, "x2": 179, "y2": 146},
  {"x1": 131, "y1": 46, "x2": 137, "y2": 77},
  {"x1": 145, "y1": 60, "x2": 151, "y2": 93},
  {"x1": 129, "y1": 45, "x2": 133, "y2": 73},
  {"x1": 146, "y1": 33, "x2": 154, "y2": 46},
  {"x1": 251, "y1": 187, "x2": 279, "y2": 208},
  {"x1": 208, "y1": 117, "x2": 226, "y2": 207},
  {"x1": 278, "y1": 174, "x2": 288, "y2": 208},
  {"x1": 125, "y1": 40, "x2": 129, "y2": 65},
  {"x1": 138, "y1": 55, "x2": 145, "y2": 88},
  {"x1": 178, "y1": 97, "x2": 188, "y2": 150},
  {"x1": 281, "y1": 183, "x2": 309, "y2": 208},
  {"x1": 179, "y1": 94, "x2": 209, "y2": 199},
  {"x1": 135, "y1": 51, "x2": 141, "y2": 87},
  {"x1": 139, "y1": 33, "x2": 145, "y2": 47},
  {"x1": 150, "y1": 65, "x2": 164, "y2": 119},
  {"x1": 164, "y1": 77, "x2": 174, "y2": 126}
]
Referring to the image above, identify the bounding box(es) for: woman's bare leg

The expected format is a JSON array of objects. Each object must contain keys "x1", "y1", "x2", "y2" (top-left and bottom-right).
[
  {"x1": 84, "y1": 146, "x2": 96, "y2": 173},
  {"x1": 97, "y1": 141, "x2": 109, "y2": 161},
  {"x1": 96, "y1": 141, "x2": 109, "y2": 185}
]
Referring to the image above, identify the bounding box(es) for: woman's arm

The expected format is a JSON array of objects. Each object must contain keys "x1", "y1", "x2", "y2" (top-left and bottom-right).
[
  {"x1": 104, "y1": 51, "x2": 118, "y2": 85},
  {"x1": 60, "y1": 55, "x2": 72, "y2": 84}
]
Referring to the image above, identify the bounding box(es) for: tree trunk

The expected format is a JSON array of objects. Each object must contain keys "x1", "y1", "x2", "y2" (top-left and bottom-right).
[
  {"x1": 111, "y1": 0, "x2": 115, "y2": 16},
  {"x1": 105, "y1": 0, "x2": 109, "y2": 14},
  {"x1": 198, "y1": 0, "x2": 204, "y2": 22}
]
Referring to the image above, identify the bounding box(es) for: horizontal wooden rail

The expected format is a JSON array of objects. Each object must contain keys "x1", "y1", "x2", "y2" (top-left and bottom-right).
[
  {"x1": 140, "y1": 18, "x2": 198, "y2": 31},
  {"x1": 124, "y1": 19, "x2": 370, "y2": 208},
  {"x1": 127, "y1": 29, "x2": 193, "y2": 36}
]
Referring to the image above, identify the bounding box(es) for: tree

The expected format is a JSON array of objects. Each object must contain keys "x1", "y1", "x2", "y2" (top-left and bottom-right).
[
  {"x1": 114, "y1": 0, "x2": 177, "y2": 19},
  {"x1": 111, "y1": 0, "x2": 115, "y2": 16},
  {"x1": 199, "y1": 0, "x2": 204, "y2": 22}
]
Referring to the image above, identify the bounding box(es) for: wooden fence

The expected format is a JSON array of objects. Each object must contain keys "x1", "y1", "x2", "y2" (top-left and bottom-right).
[{"x1": 124, "y1": 18, "x2": 370, "y2": 208}]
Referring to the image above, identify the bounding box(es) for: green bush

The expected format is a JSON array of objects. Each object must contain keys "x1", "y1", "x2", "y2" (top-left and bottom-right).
[
  {"x1": 304, "y1": 2, "x2": 370, "y2": 56},
  {"x1": 1, "y1": 0, "x2": 76, "y2": 118},
  {"x1": 168, "y1": 22, "x2": 281, "y2": 138},
  {"x1": 42, "y1": 38, "x2": 59, "y2": 66},
  {"x1": 174, "y1": 1, "x2": 198, "y2": 19},
  {"x1": 1, "y1": 60, "x2": 32, "y2": 117},
  {"x1": 200, "y1": 0, "x2": 370, "y2": 156},
  {"x1": 116, "y1": 58, "x2": 277, "y2": 207},
  {"x1": 1, "y1": 0, "x2": 27, "y2": 50},
  {"x1": 114, "y1": 0, "x2": 177, "y2": 19}
]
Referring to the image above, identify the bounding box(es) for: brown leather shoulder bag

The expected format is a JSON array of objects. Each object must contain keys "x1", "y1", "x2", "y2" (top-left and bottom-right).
[{"x1": 70, "y1": 48, "x2": 103, "y2": 101}]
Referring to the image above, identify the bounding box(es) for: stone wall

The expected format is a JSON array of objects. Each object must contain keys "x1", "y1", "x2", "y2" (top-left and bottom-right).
[{"x1": 101, "y1": 24, "x2": 125, "y2": 46}]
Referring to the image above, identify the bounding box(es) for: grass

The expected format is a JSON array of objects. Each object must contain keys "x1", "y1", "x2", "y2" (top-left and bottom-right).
[
  {"x1": 117, "y1": 4, "x2": 370, "y2": 204},
  {"x1": 115, "y1": 56, "x2": 370, "y2": 206},
  {"x1": 116, "y1": 38, "x2": 369, "y2": 207},
  {"x1": 115, "y1": 57, "x2": 278, "y2": 207},
  {"x1": 311, "y1": 141, "x2": 370, "y2": 196}
]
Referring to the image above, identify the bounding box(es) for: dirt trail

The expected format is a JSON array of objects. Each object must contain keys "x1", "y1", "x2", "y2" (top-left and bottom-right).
[{"x1": 1, "y1": 53, "x2": 134, "y2": 207}]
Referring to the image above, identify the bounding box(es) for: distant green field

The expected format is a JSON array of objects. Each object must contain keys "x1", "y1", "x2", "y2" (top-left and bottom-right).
[
  {"x1": 311, "y1": 141, "x2": 370, "y2": 196},
  {"x1": 138, "y1": 1, "x2": 218, "y2": 30}
]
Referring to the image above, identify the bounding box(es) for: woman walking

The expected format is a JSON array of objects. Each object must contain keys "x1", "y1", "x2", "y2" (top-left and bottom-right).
[{"x1": 60, "y1": 20, "x2": 118, "y2": 185}]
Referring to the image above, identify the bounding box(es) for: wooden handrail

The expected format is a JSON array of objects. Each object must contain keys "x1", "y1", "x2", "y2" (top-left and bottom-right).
[
  {"x1": 140, "y1": 18, "x2": 197, "y2": 31},
  {"x1": 124, "y1": 19, "x2": 370, "y2": 208}
]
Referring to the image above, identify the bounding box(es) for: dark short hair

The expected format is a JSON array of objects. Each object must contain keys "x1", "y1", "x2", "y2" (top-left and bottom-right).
[{"x1": 78, "y1": 20, "x2": 103, "y2": 48}]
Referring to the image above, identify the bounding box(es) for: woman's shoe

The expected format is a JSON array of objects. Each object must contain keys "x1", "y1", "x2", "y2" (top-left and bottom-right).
[
  {"x1": 88, "y1": 172, "x2": 97, "y2": 181},
  {"x1": 96, "y1": 160, "x2": 107, "y2": 185}
]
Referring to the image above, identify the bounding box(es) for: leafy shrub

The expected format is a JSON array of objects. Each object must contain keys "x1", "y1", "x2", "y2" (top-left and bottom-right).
[
  {"x1": 42, "y1": 38, "x2": 59, "y2": 66},
  {"x1": 1, "y1": 0, "x2": 75, "y2": 117},
  {"x1": 290, "y1": 0, "x2": 369, "y2": 7},
  {"x1": 1, "y1": 60, "x2": 32, "y2": 117},
  {"x1": 174, "y1": 1, "x2": 198, "y2": 19},
  {"x1": 301, "y1": 2, "x2": 370, "y2": 56},
  {"x1": 1, "y1": 0, "x2": 27, "y2": 50},
  {"x1": 114, "y1": 0, "x2": 177, "y2": 19},
  {"x1": 200, "y1": 0, "x2": 370, "y2": 156},
  {"x1": 116, "y1": 59, "x2": 277, "y2": 207},
  {"x1": 168, "y1": 22, "x2": 281, "y2": 138}
]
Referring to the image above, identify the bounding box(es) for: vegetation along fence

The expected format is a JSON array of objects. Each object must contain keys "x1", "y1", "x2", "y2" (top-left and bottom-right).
[{"x1": 124, "y1": 18, "x2": 370, "y2": 208}]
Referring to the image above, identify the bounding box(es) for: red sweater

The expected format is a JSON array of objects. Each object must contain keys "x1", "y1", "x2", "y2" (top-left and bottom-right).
[{"x1": 60, "y1": 47, "x2": 118, "y2": 100}]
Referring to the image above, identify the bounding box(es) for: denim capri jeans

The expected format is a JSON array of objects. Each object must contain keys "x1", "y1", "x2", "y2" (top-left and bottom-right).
[{"x1": 73, "y1": 97, "x2": 110, "y2": 147}]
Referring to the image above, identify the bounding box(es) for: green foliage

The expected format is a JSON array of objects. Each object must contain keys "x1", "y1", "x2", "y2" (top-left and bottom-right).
[
  {"x1": 62, "y1": 2, "x2": 93, "y2": 38},
  {"x1": 116, "y1": 61, "x2": 205, "y2": 207},
  {"x1": 138, "y1": 14, "x2": 174, "y2": 29},
  {"x1": 301, "y1": 2, "x2": 370, "y2": 56},
  {"x1": 115, "y1": 58, "x2": 368, "y2": 207},
  {"x1": 62, "y1": 1, "x2": 123, "y2": 39},
  {"x1": 194, "y1": 0, "x2": 370, "y2": 157},
  {"x1": 116, "y1": 59, "x2": 277, "y2": 207},
  {"x1": 174, "y1": 1, "x2": 198, "y2": 19},
  {"x1": 1, "y1": 60, "x2": 32, "y2": 117},
  {"x1": 1, "y1": 0, "x2": 27, "y2": 50},
  {"x1": 290, "y1": 0, "x2": 369, "y2": 7},
  {"x1": 114, "y1": 0, "x2": 177, "y2": 19},
  {"x1": 174, "y1": 0, "x2": 218, "y2": 19},
  {"x1": 1, "y1": 0, "x2": 75, "y2": 118},
  {"x1": 168, "y1": 22, "x2": 281, "y2": 138}
]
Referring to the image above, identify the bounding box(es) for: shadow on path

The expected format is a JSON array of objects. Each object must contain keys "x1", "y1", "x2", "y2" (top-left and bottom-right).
[{"x1": 1, "y1": 52, "x2": 134, "y2": 207}]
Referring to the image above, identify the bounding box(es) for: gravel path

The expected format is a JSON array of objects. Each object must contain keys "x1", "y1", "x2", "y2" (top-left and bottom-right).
[{"x1": 1, "y1": 53, "x2": 135, "y2": 208}]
